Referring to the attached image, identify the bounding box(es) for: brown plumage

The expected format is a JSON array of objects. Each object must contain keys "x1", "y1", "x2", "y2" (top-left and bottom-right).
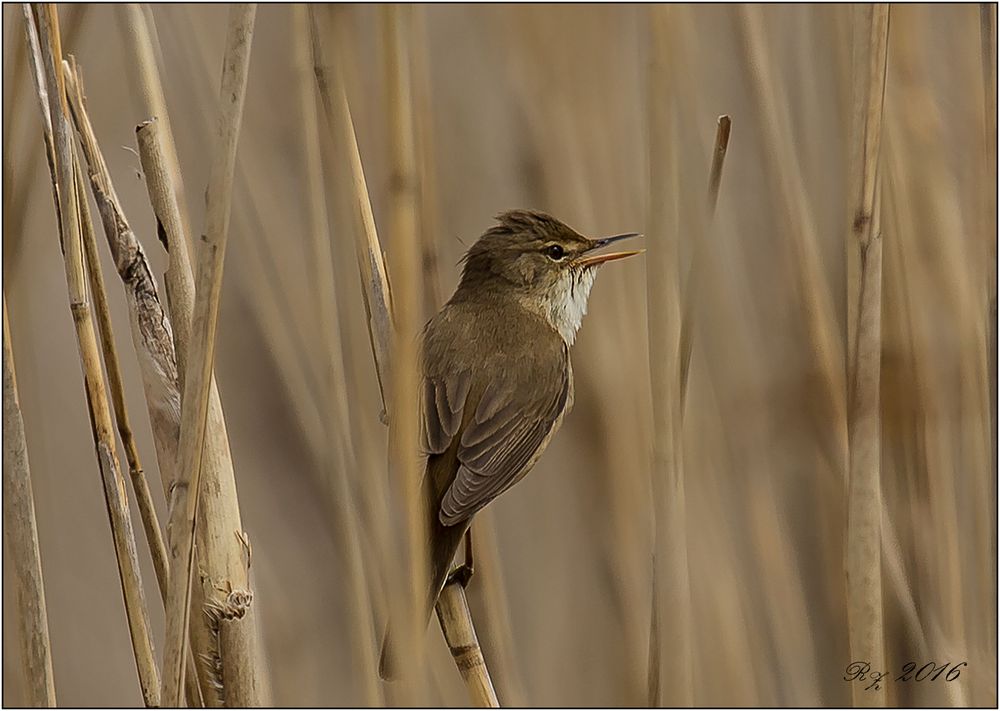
[{"x1": 379, "y1": 210, "x2": 641, "y2": 679}]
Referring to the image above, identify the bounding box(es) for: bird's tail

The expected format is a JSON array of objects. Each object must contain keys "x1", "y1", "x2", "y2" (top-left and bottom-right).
[{"x1": 378, "y1": 519, "x2": 469, "y2": 680}]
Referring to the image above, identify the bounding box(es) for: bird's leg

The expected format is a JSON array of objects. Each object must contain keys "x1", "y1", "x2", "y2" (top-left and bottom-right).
[{"x1": 446, "y1": 527, "x2": 475, "y2": 588}]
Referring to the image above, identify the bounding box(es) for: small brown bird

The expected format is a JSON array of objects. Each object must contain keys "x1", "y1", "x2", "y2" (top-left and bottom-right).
[{"x1": 379, "y1": 209, "x2": 642, "y2": 679}]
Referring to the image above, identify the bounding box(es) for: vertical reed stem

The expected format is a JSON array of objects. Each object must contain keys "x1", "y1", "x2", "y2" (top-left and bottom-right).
[
  {"x1": 3, "y1": 296, "x2": 57, "y2": 708},
  {"x1": 845, "y1": 5, "x2": 890, "y2": 707},
  {"x1": 161, "y1": 6, "x2": 257, "y2": 706}
]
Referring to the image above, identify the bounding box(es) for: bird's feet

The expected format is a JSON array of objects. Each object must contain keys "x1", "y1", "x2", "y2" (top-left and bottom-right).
[
  {"x1": 446, "y1": 561, "x2": 474, "y2": 589},
  {"x1": 446, "y1": 528, "x2": 475, "y2": 588}
]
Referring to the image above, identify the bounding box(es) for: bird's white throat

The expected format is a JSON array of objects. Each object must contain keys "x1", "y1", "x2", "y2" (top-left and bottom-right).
[{"x1": 546, "y1": 268, "x2": 597, "y2": 346}]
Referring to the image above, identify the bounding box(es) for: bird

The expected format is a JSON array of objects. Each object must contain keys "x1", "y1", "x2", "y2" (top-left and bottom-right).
[{"x1": 378, "y1": 209, "x2": 642, "y2": 679}]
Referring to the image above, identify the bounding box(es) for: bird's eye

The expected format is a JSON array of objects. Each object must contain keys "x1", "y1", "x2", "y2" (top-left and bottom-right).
[{"x1": 544, "y1": 244, "x2": 565, "y2": 261}]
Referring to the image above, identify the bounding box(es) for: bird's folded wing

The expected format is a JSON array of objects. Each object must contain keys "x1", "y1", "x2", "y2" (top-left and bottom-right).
[
  {"x1": 420, "y1": 371, "x2": 472, "y2": 455},
  {"x1": 436, "y1": 359, "x2": 570, "y2": 526}
]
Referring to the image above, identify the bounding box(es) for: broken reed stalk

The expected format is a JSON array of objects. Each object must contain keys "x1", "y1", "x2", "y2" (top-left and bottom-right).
[
  {"x1": 382, "y1": 1, "x2": 432, "y2": 695},
  {"x1": 160, "y1": 5, "x2": 257, "y2": 707},
  {"x1": 28, "y1": 5, "x2": 160, "y2": 705},
  {"x1": 3, "y1": 297, "x2": 57, "y2": 708},
  {"x1": 73, "y1": 155, "x2": 170, "y2": 599},
  {"x1": 706, "y1": 116, "x2": 733, "y2": 217},
  {"x1": 72, "y1": 150, "x2": 206, "y2": 708},
  {"x1": 133, "y1": 119, "x2": 193, "y2": 380},
  {"x1": 137, "y1": 114, "x2": 255, "y2": 711},
  {"x1": 310, "y1": 7, "x2": 499, "y2": 704},
  {"x1": 292, "y1": 5, "x2": 381, "y2": 705},
  {"x1": 129, "y1": 30, "x2": 280, "y2": 703},
  {"x1": 845, "y1": 4, "x2": 889, "y2": 707},
  {"x1": 61, "y1": 62, "x2": 182, "y2": 530},
  {"x1": 33, "y1": 5, "x2": 159, "y2": 706},
  {"x1": 116, "y1": 3, "x2": 192, "y2": 242},
  {"x1": 678, "y1": 115, "x2": 732, "y2": 409},
  {"x1": 62, "y1": 61, "x2": 208, "y2": 711},
  {"x1": 645, "y1": 6, "x2": 693, "y2": 705}
]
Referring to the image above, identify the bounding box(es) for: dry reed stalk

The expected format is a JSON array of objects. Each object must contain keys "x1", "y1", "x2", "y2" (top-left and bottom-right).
[
  {"x1": 382, "y1": 2, "x2": 431, "y2": 694},
  {"x1": 135, "y1": 119, "x2": 261, "y2": 711},
  {"x1": 293, "y1": 6, "x2": 354, "y2": 463},
  {"x1": 645, "y1": 6, "x2": 692, "y2": 705},
  {"x1": 678, "y1": 115, "x2": 731, "y2": 409},
  {"x1": 61, "y1": 62, "x2": 182, "y2": 515},
  {"x1": 143, "y1": 21, "x2": 353, "y2": 702},
  {"x1": 306, "y1": 12, "x2": 396, "y2": 603},
  {"x1": 20, "y1": 3, "x2": 58, "y2": 239},
  {"x1": 142, "y1": 123, "x2": 269, "y2": 707},
  {"x1": 133, "y1": 119, "x2": 192, "y2": 375},
  {"x1": 3, "y1": 296, "x2": 57, "y2": 708},
  {"x1": 706, "y1": 116, "x2": 732, "y2": 216},
  {"x1": 435, "y1": 584, "x2": 500, "y2": 706},
  {"x1": 310, "y1": 0, "x2": 407, "y2": 660},
  {"x1": 132, "y1": 68, "x2": 290, "y2": 703},
  {"x1": 845, "y1": 5, "x2": 889, "y2": 707},
  {"x1": 28, "y1": 6, "x2": 161, "y2": 706},
  {"x1": 291, "y1": 5, "x2": 382, "y2": 704},
  {"x1": 71, "y1": 148, "x2": 206, "y2": 707},
  {"x1": 5, "y1": 4, "x2": 86, "y2": 275},
  {"x1": 116, "y1": 3, "x2": 192, "y2": 243},
  {"x1": 737, "y1": 5, "x2": 848, "y2": 469},
  {"x1": 160, "y1": 5, "x2": 258, "y2": 707},
  {"x1": 72, "y1": 155, "x2": 170, "y2": 598},
  {"x1": 4, "y1": 10, "x2": 33, "y2": 275},
  {"x1": 311, "y1": 7, "x2": 498, "y2": 703},
  {"x1": 309, "y1": 7, "x2": 393, "y2": 415}
]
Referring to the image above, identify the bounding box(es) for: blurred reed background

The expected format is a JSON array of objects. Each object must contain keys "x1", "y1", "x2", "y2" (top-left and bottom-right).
[{"x1": 2, "y1": 3, "x2": 996, "y2": 707}]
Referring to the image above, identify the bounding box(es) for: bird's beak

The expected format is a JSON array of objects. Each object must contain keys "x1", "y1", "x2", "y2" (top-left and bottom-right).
[{"x1": 576, "y1": 232, "x2": 644, "y2": 267}]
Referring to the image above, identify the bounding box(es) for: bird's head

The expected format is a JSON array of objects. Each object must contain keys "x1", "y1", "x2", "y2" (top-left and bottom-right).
[{"x1": 456, "y1": 209, "x2": 642, "y2": 344}]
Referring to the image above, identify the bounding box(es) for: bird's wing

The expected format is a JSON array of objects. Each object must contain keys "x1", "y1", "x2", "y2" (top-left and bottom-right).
[
  {"x1": 420, "y1": 371, "x2": 472, "y2": 455},
  {"x1": 436, "y1": 346, "x2": 570, "y2": 525}
]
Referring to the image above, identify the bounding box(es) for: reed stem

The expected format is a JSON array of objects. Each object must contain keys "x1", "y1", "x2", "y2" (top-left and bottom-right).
[
  {"x1": 845, "y1": 4, "x2": 890, "y2": 706},
  {"x1": 28, "y1": 6, "x2": 159, "y2": 704},
  {"x1": 160, "y1": 5, "x2": 258, "y2": 706},
  {"x1": 3, "y1": 296, "x2": 57, "y2": 708}
]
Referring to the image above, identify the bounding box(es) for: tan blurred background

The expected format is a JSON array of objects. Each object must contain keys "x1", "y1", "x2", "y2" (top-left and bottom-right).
[{"x1": 2, "y1": 3, "x2": 996, "y2": 707}]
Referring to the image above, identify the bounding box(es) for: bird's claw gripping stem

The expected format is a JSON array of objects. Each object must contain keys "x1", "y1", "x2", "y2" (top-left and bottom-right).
[
  {"x1": 446, "y1": 528, "x2": 475, "y2": 588},
  {"x1": 446, "y1": 562, "x2": 474, "y2": 589}
]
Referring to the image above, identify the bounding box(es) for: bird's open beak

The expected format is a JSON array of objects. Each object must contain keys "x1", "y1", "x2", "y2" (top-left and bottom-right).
[{"x1": 576, "y1": 232, "x2": 644, "y2": 267}]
